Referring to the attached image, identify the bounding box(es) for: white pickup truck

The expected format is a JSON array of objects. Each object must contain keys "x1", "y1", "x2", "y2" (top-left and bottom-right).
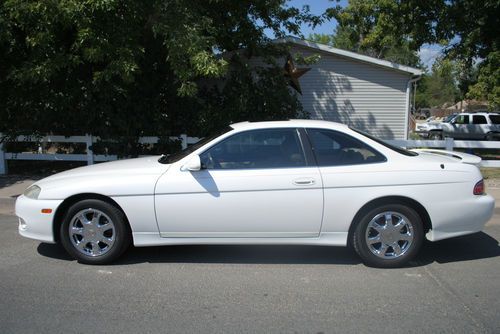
[{"x1": 416, "y1": 112, "x2": 500, "y2": 140}]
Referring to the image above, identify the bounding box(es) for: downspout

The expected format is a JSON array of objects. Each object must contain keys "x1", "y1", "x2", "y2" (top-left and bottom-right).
[{"x1": 404, "y1": 75, "x2": 421, "y2": 139}]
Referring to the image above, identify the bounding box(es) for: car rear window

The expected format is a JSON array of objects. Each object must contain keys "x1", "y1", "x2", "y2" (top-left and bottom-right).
[
  {"x1": 350, "y1": 128, "x2": 418, "y2": 157},
  {"x1": 489, "y1": 115, "x2": 500, "y2": 124}
]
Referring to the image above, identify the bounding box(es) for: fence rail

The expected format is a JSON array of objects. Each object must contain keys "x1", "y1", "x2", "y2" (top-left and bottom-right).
[
  {"x1": 0, "y1": 134, "x2": 199, "y2": 174},
  {"x1": 1, "y1": 134, "x2": 500, "y2": 174}
]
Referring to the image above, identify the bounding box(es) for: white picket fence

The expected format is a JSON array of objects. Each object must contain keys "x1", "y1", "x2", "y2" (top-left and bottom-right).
[
  {"x1": 0, "y1": 134, "x2": 199, "y2": 174},
  {"x1": 1, "y1": 134, "x2": 500, "y2": 174}
]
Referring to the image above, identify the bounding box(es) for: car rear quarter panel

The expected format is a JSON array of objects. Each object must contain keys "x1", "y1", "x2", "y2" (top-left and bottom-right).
[{"x1": 318, "y1": 161, "x2": 488, "y2": 241}]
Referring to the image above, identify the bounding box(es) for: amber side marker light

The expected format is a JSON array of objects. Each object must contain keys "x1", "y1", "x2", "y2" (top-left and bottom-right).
[
  {"x1": 41, "y1": 209, "x2": 53, "y2": 214},
  {"x1": 473, "y1": 180, "x2": 485, "y2": 195}
]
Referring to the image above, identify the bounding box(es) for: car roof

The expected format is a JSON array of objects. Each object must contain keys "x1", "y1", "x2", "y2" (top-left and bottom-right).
[
  {"x1": 459, "y1": 112, "x2": 499, "y2": 116},
  {"x1": 229, "y1": 119, "x2": 349, "y2": 131}
]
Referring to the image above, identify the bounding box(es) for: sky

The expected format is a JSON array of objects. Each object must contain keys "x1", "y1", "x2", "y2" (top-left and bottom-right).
[{"x1": 282, "y1": 0, "x2": 441, "y2": 70}]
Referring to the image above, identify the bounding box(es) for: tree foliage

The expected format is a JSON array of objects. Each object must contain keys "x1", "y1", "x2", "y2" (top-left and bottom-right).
[
  {"x1": 326, "y1": 0, "x2": 499, "y2": 63},
  {"x1": 317, "y1": 0, "x2": 429, "y2": 67},
  {"x1": 323, "y1": 0, "x2": 499, "y2": 108},
  {"x1": 467, "y1": 51, "x2": 500, "y2": 109},
  {"x1": 0, "y1": 0, "x2": 320, "y2": 154},
  {"x1": 415, "y1": 58, "x2": 460, "y2": 108}
]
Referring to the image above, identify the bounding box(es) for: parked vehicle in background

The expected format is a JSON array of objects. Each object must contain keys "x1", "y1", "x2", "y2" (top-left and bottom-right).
[
  {"x1": 416, "y1": 114, "x2": 457, "y2": 139},
  {"x1": 416, "y1": 112, "x2": 500, "y2": 140},
  {"x1": 413, "y1": 108, "x2": 431, "y2": 120},
  {"x1": 442, "y1": 113, "x2": 459, "y2": 123}
]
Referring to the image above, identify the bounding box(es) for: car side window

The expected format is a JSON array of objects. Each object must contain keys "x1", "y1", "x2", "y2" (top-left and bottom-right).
[
  {"x1": 454, "y1": 115, "x2": 470, "y2": 124},
  {"x1": 200, "y1": 128, "x2": 307, "y2": 170},
  {"x1": 472, "y1": 115, "x2": 487, "y2": 124},
  {"x1": 307, "y1": 129, "x2": 386, "y2": 166},
  {"x1": 490, "y1": 115, "x2": 500, "y2": 124}
]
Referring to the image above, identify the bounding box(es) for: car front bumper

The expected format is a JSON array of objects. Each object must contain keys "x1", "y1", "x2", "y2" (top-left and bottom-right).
[
  {"x1": 415, "y1": 130, "x2": 430, "y2": 138},
  {"x1": 15, "y1": 195, "x2": 63, "y2": 243}
]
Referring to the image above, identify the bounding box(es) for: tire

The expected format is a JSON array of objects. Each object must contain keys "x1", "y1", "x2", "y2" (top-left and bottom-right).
[
  {"x1": 60, "y1": 199, "x2": 131, "y2": 264},
  {"x1": 429, "y1": 132, "x2": 442, "y2": 140},
  {"x1": 352, "y1": 204, "x2": 424, "y2": 268},
  {"x1": 486, "y1": 133, "x2": 496, "y2": 141}
]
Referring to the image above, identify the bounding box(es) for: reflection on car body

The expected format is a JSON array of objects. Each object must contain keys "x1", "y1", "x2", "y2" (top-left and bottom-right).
[{"x1": 16, "y1": 120, "x2": 495, "y2": 267}]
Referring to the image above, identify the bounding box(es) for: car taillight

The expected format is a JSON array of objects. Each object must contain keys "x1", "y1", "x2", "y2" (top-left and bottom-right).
[{"x1": 473, "y1": 180, "x2": 485, "y2": 195}]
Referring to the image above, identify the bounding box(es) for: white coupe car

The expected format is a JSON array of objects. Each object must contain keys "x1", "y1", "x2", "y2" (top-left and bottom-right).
[{"x1": 16, "y1": 120, "x2": 494, "y2": 267}]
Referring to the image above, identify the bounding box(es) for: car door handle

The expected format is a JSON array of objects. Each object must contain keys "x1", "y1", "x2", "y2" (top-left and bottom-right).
[{"x1": 293, "y1": 178, "x2": 316, "y2": 186}]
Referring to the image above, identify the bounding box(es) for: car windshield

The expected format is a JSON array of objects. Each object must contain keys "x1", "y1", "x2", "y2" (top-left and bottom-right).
[
  {"x1": 159, "y1": 126, "x2": 233, "y2": 164},
  {"x1": 350, "y1": 127, "x2": 418, "y2": 157},
  {"x1": 443, "y1": 114, "x2": 457, "y2": 123}
]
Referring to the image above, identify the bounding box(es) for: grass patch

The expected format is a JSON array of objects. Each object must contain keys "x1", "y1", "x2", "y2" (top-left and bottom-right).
[{"x1": 480, "y1": 168, "x2": 500, "y2": 180}]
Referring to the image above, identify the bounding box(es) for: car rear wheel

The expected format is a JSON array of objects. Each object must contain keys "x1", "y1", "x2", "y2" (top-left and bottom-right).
[
  {"x1": 352, "y1": 204, "x2": 424, "y2": 268},
  {"x1": 60, "y1": 199, "x2": 131, "y2": 264},
  {"x1": 486, "y1": 132, "x2": 497, "y2": 141},
  {"x1": 429, "y1": 132, "x2": 443, "y2": 140}
]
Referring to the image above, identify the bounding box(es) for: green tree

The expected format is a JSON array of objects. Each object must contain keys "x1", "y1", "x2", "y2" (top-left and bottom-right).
[
  {"x1": 326, "y1": 0, "x2": 499, "y2": 62},
  {"x1": 467, "y1": 51, "x2": 500, "y2": 109},
  {"x1": 324, "y1": 0, "x2": 499, "y2": 107},
  {"x1": 0, "y1": 0, "x2": 320, "y2": 154},
  {"x1": 416, "y1": 58, "x2": 459, "y2": 108},
  {"x1": 311, "y1": 1, "x2": 421, "y2": 67}
]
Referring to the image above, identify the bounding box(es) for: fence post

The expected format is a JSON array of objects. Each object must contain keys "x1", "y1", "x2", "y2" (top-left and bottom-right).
[
  {"x1": 180, "y1": 134, "x2": 188, "y2": 150},
  {"x1": 445, "y1": 137, "x2": 454, "y2": 151},
  {"x1": 0, "y1": 140, "x2": 6, "y2": 175},
  {"x1": 86, "y1": 134, "x2": 94, "y2": 165}
]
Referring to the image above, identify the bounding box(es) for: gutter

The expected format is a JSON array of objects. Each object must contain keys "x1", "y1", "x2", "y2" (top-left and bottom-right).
[
  {"x1": 276, "y1": 36, "x2": 424, "y2": 76},
  {"x1": 404, "y1": 76, "x2": 422, "y2": 139}
]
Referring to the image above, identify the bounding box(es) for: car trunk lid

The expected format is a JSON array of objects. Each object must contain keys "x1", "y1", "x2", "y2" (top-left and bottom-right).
[{"x1": 410, "y1": 149, "x2": 482, "y2": 165}]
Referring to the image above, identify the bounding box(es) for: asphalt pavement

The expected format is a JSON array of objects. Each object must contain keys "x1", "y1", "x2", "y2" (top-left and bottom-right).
[{"x1": 0, "y1": 178, "x2": 499, "y2": 333}]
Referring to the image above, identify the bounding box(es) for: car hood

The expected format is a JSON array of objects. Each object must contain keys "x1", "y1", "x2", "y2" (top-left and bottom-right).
[
  {"x1": 417, "y1": 122, "x2": 442, "y2": 128},
  {"x1": 29, "y1": 156, "x2": 172, "y2": 199},
  {"x1": 36, "y1": 156, "x2": 168, "y2": 186}
]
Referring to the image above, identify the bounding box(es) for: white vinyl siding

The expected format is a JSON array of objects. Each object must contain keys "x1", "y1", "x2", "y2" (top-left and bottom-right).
[{"x1": 291, "y1": 45, "x2": 411, "y2": 139}]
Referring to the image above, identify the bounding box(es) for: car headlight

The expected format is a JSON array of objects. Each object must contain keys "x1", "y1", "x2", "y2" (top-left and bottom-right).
[{"x1": 24, "y1": 185, "x2": 41, "y2": 199}]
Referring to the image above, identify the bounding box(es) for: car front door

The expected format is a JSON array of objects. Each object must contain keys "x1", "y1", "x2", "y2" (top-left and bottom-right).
[
  {"x1": 446, "y1": 114, "x2": 470, "y2": 139},
  {"x1": 154, "y1": 128, "x2": 323, "y2": 238}
]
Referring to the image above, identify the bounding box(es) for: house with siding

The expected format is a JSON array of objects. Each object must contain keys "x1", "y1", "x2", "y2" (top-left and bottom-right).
[{"x1": 278, "y1": 37, "x2": 423, "y2": 140}]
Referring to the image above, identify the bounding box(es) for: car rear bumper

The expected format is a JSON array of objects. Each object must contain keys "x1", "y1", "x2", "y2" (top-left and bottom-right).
[
  {"x1": 15, "y1": 195, "x2": 63, "y2": 243},
  {"x1": 426, "y1": 194, "x2": 495, "y2": 241}
]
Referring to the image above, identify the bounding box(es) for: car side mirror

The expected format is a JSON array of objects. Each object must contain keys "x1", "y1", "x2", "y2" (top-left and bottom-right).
[{"x1": 181, "y1": 155, "x2": 201, "y2": 172}]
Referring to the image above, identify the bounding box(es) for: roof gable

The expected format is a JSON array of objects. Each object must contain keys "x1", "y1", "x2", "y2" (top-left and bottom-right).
[{"x1": 275, "y1": 36, "x2": 423, "y2": 76}]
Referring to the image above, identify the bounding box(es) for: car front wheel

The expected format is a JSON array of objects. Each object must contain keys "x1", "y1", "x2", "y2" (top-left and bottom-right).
[
  {"x1": 429, "y1": 132, "x2": 443, "y2": 140},
  {"x1": 352, "y1": 204, "x2": 424, "y2": 268},
  {"x1": 60, "y1": 199, "x2": 131, "y2": 264}
]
